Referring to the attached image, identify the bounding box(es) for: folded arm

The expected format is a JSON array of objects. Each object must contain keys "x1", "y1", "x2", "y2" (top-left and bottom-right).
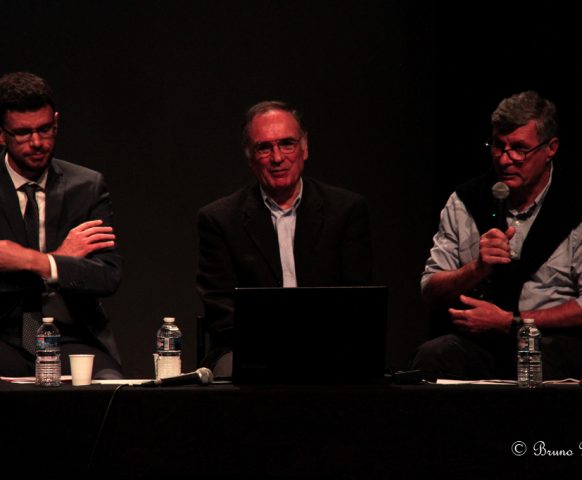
[
  {"x1": 49, "y1": 174, "x2": 121, "y2": 296},
  {"x1": 0, "y1": 240, "x2": 51, "y2": 278}
]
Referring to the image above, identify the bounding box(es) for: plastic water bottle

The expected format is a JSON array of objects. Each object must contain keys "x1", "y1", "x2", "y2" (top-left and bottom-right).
[
  {"x1": 517, "y1": 318, "x2": 542, "y2": 388},
  {"x1": 156, "y1": 317, "x2": 182, "y2": 379},
  {"x1": 35, "y1": 317, "x2": 61, "y2": 387}
]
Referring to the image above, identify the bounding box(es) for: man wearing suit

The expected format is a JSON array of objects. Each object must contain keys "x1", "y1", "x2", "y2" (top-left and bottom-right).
[
  {"x1": 0, "y1": 71, "x2": 123, "y2": 378},
  {"x1": 196, "y1": 101, "x2": 372, "y2": 376}
]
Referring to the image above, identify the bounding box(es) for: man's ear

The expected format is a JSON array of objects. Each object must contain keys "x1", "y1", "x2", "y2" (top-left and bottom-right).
[
  {"x1": 301, "y1": 133, "x2": 308, "y2": 161},
  {"x1": 53, "y1": 111, "x2": 60, "y2": 136},
  {"x1": 546, "y1": 136, "x2": 559, "y2": 161}
]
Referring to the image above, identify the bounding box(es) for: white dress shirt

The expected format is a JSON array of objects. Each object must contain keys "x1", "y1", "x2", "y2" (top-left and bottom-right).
[{"x1": 5, "y1": 155, "x2": 58, "y2": 280}]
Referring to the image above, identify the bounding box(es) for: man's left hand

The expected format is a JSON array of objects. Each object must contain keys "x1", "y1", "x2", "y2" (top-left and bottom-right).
[{"x1": 52, "y1": 220, "x2": 115, "y2": 258}]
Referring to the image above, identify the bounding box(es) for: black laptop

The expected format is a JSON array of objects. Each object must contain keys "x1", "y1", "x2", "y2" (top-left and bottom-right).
[{"x1": 232, "y1": 286, "x2": 388, "y2": 384}]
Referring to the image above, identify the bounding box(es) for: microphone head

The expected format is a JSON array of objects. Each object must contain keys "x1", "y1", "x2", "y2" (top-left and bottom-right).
[
  {"x1": 196, "y1": 367, "x2": 214, "y2": 385},
  {"x1": 492, "y1": 181, "x2": 510, "y2": 200}
]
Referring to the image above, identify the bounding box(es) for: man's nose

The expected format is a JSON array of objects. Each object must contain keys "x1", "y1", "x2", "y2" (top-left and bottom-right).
[
  {"x1": 271, "y1": 145, "x2": 283, "y2": 162},
  {"x1": 29, "y1": 131, "x2": 42, "y2": 147},
  {"x1": 497, "y1": 150, "x2": 514, "y2": 166}
]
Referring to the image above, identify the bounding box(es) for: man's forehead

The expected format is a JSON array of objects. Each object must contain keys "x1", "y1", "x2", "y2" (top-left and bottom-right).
[
  {"x1": 493, "y1": 120, "x2": 538, "y2": 141},
  {"x1": 250, "y1": 110, "x2": 301, "y2": 135},
  {"x1": 4, "y1": 106, "x2": 55, "y2": 126}
]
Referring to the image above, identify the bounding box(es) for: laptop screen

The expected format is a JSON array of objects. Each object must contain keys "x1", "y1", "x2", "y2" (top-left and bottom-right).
[{"x1": 232, "y1": 286, "x2": 388, "y2": 384}]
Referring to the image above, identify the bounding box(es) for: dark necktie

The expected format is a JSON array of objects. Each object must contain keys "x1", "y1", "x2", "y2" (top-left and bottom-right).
[
  {"x1": 21, "y1": 183, "x2": 40, "y2": 251},
  {"x1": 20, "y1": 183, "x2": 42, "y2": 354}
]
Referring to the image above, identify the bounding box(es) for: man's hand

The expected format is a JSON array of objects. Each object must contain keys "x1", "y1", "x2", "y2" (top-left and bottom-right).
[
  {"x1": 477, "y1": 226, "x2": 516, "y2": 274},
  {"x1": 449, "y1": 295, "x2": 513, "y2": 334},
  {"x1": 52, "y1": 220, "x2": 116, "y2": 258}
]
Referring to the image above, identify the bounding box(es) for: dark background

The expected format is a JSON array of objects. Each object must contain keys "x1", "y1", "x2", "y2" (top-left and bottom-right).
[{"x1": 2, "y1": 1, "x2": 580, "y2": 378}]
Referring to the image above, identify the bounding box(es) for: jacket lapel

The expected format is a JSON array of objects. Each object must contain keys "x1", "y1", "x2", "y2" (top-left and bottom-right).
[
  {"x1": 242, "y1": 185, "x2": 283, "y2": 284},
  {"x1": 293, "y1": 179, "x2": 324, "y2": 279},
  {"x1": 44, "y1": 160, "x2": 65, "y2": 252}
]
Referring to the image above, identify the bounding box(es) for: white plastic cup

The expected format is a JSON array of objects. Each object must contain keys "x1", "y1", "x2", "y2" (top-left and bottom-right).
[{"x1": 69, "y1": 354, "x2": 95, "y2": 386}]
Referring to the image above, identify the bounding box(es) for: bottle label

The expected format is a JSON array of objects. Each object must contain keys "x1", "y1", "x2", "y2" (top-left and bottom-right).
[
  {"x1": 517, "y1": 334, "x2": 540, "y2": 352},
  {"x1": 156, "y1": 337, "x2": 182, "y2": 352},
  {"x1": 36, "y1": 336, "x2": 60, "y2": 350},
  {"x1": 517, "y1": 337, "x2": 528, "y2": 351}
]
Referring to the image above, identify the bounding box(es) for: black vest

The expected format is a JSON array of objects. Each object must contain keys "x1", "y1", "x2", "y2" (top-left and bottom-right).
[{"x1": 455, "y1": 165, "x2": 581, "y2": 314}]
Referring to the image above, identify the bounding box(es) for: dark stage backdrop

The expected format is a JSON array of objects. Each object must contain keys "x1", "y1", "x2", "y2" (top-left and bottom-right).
[{"x1": 2, "y1": 1, "x2": 579, "y2": 378}]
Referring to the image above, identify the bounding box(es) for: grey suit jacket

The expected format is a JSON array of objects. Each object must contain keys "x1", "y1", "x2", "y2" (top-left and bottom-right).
[
  {"x1": 196, "y1": 177, "x2": 373, "y2": 353},
  {"x1": 0, "y1": 154, "x2": 122, "y2": 363}
]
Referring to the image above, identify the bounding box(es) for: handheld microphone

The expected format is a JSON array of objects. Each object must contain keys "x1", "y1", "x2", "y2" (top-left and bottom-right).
[
  {"x1": 140, "y1": 367, "x2": 213, "y2": 387},
  {"x1": 491, "y1": 181, "x2": 510, "y2": 230}
]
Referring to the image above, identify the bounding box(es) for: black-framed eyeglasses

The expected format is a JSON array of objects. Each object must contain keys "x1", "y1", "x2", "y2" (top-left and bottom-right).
[
  {"x1": 1, "y1": 123, "x2": 56, "y2": 143},
  {"x1": 253, "y1": 137, "x2": 302, "y2": 158},
  {"x1": 484, "y1": 138, "x2": 551, "y2": 163}
]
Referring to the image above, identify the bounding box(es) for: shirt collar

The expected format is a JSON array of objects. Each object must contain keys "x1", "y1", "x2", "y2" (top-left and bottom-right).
[
  {"x1": 4, "y1": 153, "x2": 48, "y2": 191},
  {"x1": 508, "y1": 163, "x2": 553, "y2": 218},
  {"x1": 260, "y1": 178, "x2": 303, "y2": 214}
]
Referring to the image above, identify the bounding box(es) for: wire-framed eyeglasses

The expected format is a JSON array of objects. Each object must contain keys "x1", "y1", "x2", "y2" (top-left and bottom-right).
[
  {"x1": 253, "y1": 137, "x2": 302, "y2": 158},
  {"x1": 484, "y1": 138, "x2": 550, "y2": 163},
  {"x1": 1, "y1": 123, "x2": 56, "y2": 143}
]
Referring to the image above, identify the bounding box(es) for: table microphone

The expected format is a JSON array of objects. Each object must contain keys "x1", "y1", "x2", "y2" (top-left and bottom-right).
[
  {"x1": 491, "y1": 181, "x2": 510, "y2": 230},
  {"x1": 141, "y1": 367, "x2": 214, "y2": 387}
]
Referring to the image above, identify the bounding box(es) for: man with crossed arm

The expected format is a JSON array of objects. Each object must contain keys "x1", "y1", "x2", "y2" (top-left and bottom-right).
[{"x1": 0, "y1": 71, "x2": 123, "y2": 378}]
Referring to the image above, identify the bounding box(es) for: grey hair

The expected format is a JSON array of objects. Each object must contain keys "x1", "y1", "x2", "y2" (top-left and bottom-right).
[{"x1": 491, "y1": 90, "x2": 558, "y2": 141}]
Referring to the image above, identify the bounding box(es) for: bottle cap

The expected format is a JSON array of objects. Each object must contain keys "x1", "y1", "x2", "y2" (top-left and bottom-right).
[
  {"x1": 163, "y1": 317, "x2": 176, "y2": 323},
  {"x1": 42, "y1": 317, "x2": 55, "y2": 323}
]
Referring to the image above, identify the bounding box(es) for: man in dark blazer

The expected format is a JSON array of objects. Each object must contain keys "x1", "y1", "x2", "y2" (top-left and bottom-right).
[
  {"x1": 196, "y1": 101, "x2": 372, "y2": 376},
  {"x1": 0, "y1": 72, "x2": 123, "y2": 378}
]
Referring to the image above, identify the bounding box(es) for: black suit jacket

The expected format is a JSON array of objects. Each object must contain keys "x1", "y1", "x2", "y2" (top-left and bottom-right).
[
  {"x1": 196, "y1": 177, "x2": 373, "y2": 352},
  {"x1": 0, "y1": 155, "x2": 122, "y2": 363}
]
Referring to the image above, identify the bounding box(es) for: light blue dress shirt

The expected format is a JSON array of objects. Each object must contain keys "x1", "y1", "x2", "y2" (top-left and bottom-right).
[
  {"x1": 422, "y1": 168, "x2": 582, "y2": 312},
  {"x1": 261, "y1": 180, "x2": 303, "y2": 287}
]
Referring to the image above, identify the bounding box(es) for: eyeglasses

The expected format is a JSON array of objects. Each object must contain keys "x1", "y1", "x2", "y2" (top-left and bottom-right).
[
  {"x1": 253, "y1": 137, "x2": 301, "y2": 158},
  {"x1": 1, "y1": 123, "x2": 56, "y2": 143},
  {"x1": 484, "y1": 138, "x2": 550, "y2": 163}
]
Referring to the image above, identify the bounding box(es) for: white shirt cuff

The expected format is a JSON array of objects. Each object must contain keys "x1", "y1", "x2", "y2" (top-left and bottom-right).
[{"x1": 46, "y1": 254, "x2": 59, "y2": 283}]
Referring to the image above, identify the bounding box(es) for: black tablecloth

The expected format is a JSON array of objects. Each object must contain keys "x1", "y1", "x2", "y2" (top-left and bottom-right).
[{"x1": 2, "y1": 381, "x2": 582, "y2": 479}]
